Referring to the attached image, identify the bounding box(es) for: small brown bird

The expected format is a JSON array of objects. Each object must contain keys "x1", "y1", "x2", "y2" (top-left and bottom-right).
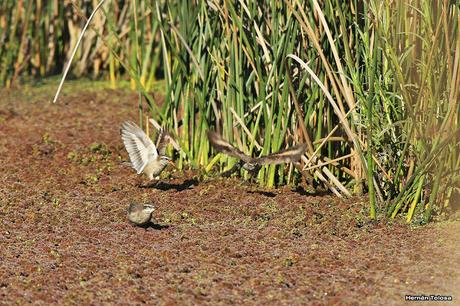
[
  {"x1": 207, "y1": 131, "x2": 307, "y2": 176},
  {"x1": 120, "y1": 121, "x2": 175, "y2": 181},
  {"x1": 127, "y1": 203, "x2": 155, "y2": 226}
]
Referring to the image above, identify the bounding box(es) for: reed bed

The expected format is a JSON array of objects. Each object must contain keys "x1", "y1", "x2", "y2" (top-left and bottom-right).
[{"x1": 1, "y1": 0, "x2": 458, "y2": 223}]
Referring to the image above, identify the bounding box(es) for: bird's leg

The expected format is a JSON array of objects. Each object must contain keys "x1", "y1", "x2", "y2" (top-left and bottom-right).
[
  {"x1": 245, "y1": 164, "x2": 261, "y2": 184},
  {"x1": 139, "y1": 179, "x2": 161, "y2": 188},
  {"x1": 221, "y1": 160, "x2": 244, "y2": 177},
  {"x1": 150, "y1": 179, "x2": 162, "y2": 188}
]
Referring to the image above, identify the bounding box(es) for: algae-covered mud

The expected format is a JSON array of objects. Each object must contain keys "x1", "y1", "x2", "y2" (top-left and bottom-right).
[{"x1": 1, "y1": 85, "x2": 458, "y2": 304}]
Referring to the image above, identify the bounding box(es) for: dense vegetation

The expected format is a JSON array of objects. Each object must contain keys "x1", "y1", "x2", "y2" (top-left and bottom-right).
[{"x1": 1, "y1": 0, "x2": 458, "y2": 223}]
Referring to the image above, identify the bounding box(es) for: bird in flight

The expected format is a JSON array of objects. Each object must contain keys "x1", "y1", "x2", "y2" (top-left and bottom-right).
[
  {"x1": 120, "y1": 121, "x2": 175, "y2": 182},
  {"x1": 207, "y1": 130, "x2": 307, "y2": 176}
]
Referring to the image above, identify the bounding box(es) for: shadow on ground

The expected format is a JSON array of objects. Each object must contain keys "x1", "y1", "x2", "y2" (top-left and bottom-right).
[{"x1": 0, "y1": 85, "x2": 458, "y2": 305}]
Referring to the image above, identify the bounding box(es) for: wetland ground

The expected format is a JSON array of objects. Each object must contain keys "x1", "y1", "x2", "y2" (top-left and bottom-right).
[{"x1": 0, "y1": 83, "x2": 458, "y2": 305}]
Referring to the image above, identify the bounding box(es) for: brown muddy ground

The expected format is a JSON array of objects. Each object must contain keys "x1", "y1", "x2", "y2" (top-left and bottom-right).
[{"x1": 0, "y1": 83, "x2": 459, "y2": 305}]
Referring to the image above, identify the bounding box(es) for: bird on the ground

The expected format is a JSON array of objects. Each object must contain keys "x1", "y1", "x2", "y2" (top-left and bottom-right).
[
  {"x1": 120, "y1": 121, "x2": 175, "y2": 182},
  {"x1": 127, "y1": 203, "x2": 155, "y2": 226},
  {"x1": 207, "y1": 130, "x2": 307, "y2": 176}
]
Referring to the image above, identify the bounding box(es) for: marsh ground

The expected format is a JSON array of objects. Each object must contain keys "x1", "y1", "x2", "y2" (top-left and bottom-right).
[{"x1": 0, "y1": 83, "x2": 459, "y2": 305}]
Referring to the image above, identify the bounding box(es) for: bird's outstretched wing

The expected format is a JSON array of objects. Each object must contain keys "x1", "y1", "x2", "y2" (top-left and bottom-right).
[
  {"x1": 254, "y1": 143, "x2": 307, "y2": 165},
  {"x1": 120, "y1": 121, "x2": 157, "y2": 174},
  {"x1": 207, "y1": 131, "x2": 252, "y2": 163},
  {"x1": 155, "y1": 128, "x2": 174, "y2": 156}
]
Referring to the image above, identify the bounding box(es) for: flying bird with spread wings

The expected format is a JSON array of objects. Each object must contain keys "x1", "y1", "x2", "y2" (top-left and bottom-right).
[
  {"x1": 120, "y1": 121, "x2": 175, "y2": 181},
  {"x1": 207, "y1": 130, "x2": 307, "y2": 176}
]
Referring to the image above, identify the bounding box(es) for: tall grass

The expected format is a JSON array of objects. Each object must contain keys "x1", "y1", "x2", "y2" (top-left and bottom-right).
[
  {"x1": 368, "y1": 1, "x2": 460, "y2": 223},
  {"x1": 1, "y1": 0, "x2": 459, "y2": 223},
  {"x1": 0, "y1": 0, "x2": 162, "y2": 90}
]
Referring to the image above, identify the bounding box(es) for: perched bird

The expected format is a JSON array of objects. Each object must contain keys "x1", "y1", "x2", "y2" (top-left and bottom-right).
[
  {"x1": 120, "y1": 121, "x2": 175, "y2": 181},
  {"x1": 127, "y1": 203, "x2": 155, "y2": 226},
  {"x1": 207, "y1": 131, "x2": 307, "y2": 176}
]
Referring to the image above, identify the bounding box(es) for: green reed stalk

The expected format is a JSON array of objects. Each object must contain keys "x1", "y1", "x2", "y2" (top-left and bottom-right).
[{"x1": 4, "y1": 1, "x2": 458, "y2": 223}]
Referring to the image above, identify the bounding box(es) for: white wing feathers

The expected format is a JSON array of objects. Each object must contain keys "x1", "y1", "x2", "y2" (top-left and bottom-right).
[{"x1": 120, "y1": 121, "x2": 158, "y2": 174}]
